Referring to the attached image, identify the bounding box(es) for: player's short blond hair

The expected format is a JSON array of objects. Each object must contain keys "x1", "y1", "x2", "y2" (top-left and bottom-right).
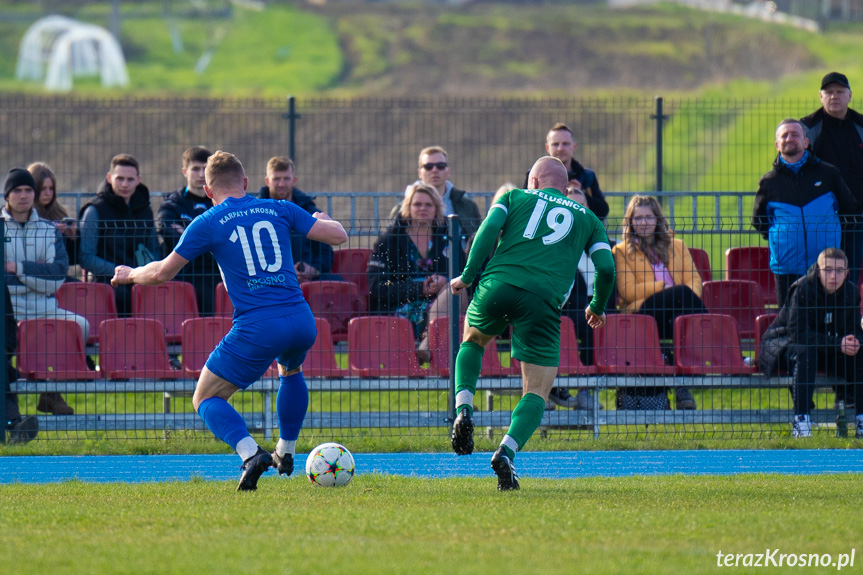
[{"x1": 206, "y1": 151, "x2": 246, "y2": 191}]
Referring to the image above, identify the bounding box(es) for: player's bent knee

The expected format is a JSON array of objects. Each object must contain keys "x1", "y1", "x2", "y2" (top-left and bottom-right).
[{"x1": 278, "y1": 365, "x2": 303, "y2": 377}]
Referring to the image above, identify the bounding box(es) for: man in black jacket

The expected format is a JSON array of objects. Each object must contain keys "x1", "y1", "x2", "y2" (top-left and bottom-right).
[
  {"x1": 523, "y1": 123, "x2": 609, "y2": 222},
  {"x1": 79, "y1": 154, "x2": 160, "y2": 315},
  {"x1": 758, "y1": 248, "x2": 863, "y2": 438},
  {"x1": 801, "y1": 72, "x2": 863, "y2": 285},
  {"x1": 4, "y1": 281, "x2": 37, "y2": 443},
  {"x1": 258, "y1": 157, "x2": 339, "y2": 283},
  {"x1": 157, "y1": 146, "x2": 219, "y2": 315}
]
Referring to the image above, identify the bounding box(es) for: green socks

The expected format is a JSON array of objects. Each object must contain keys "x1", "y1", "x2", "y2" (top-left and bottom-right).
[
  {"x1": 454, "y1": 341, "x2": 484, "y2": 415},
  {"x1": 502, "y1": 392, "x2": 546, "y2": 458}
]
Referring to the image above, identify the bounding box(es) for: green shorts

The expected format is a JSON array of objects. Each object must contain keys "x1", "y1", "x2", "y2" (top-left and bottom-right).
[{"x1": 466, "y1": 278, "x2": 561, "y2": 367}]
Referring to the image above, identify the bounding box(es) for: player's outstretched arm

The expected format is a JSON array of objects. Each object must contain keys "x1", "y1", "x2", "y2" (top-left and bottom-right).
[
  {"x1": 111, "y1": 251, "x2": 189, "y2": 287},
  {"x1": 306, "y1": 212, "x2": 348, "y2": 246}
]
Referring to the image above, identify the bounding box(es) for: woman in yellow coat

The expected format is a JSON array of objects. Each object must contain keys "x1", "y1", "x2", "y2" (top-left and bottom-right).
[{"x1": 611, "y1": 195, "x2": 706, "y2": 410}]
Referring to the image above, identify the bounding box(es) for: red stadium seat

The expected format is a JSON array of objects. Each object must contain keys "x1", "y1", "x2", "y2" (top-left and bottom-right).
[
  {"x1": 593, "y1": 314, "x2": 676, "y2": 375},
  {"x1": 17, "y1": 319, "x2": 97, "y2": 380},
  {"x1": 301, "y1": 281, "x2": 366, "y2": 342},
  {"x1": 54, "y1": 282, "x2": 118, "y2": 345},
  {"x1": 131, "y1": 281, "x2": 200, "y2": 344},
  {"x1": 688, "y1": 247, "x2": 712, "y2": 283},
  {"x1": 347, "y1": 316, "x2": 424, "y2": 377},
  {"x1": 99, "y1": 318, "x2": 179, "y2": 380},
  {"x1": 180, "y1": 317, "x2": 233, "y2": 378},
  {"x1": 427, "y1": 316, "x2": 517, "y2": 377},
  {"x1": 701, "y1": 279, "x2": 765, "y2": 339},
  {"x1": 558, "y1": 315, "x2": 597, "y2": 376},
  {"x1": 673, "y1": 313, "x2": 756, "y2": 375},
  {"x1": 214, "y1": 282, "x2": 234, "y2": 317},
  {"x1": 332, "y1": 248, "x2": 372, "y2": 295},
  {"x1": 304, "y1": 318, "x2": 349, "y2": 378},
  {"x1": 725, "y1": 247, "x2": 776, "y2": 306}
]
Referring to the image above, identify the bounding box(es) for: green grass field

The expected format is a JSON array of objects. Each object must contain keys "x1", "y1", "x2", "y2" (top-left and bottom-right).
[{"x1": 1, "y1": 473, "x2": 859, "y2": 574}]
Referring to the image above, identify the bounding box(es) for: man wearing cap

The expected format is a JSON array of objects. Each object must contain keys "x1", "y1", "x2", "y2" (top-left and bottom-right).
[
  {"x1": 3, "y1": 167, "x2": 89, "y2": 416},
  {"x1": 801, "y1": 72, "x2": 863, "y2": 288}
]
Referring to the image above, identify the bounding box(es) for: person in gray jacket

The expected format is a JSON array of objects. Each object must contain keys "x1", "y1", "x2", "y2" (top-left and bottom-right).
[{"x1": 3, "y1": 168, "x2": 88, "y2": 415}]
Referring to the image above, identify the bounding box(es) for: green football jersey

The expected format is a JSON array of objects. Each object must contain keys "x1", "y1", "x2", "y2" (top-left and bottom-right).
[{"x1": 469, "y1": 187, "x2": 611, "y2": 308}]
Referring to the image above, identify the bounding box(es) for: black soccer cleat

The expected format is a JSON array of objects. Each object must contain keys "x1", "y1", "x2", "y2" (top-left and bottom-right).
[
  {"x1": 272, "y1": 451, "x2": 294, "y2": 476},
  {"x1": 6, "y1": 415, "x2": 38, "y2": 444},
  {"x1": 451, "y1": 407, "x2": 474, "y2": 456},
  {"x1": 237, "y1": 447, "x2": 273, "y2": 491},
  {"x1": 490, "y1": 447, "x2": 520, "y2": 491}
]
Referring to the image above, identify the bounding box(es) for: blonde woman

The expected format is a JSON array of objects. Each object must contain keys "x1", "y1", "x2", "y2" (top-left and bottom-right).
[{"x1": 368, "y1": 183, "x2": 465, "y2": 362}]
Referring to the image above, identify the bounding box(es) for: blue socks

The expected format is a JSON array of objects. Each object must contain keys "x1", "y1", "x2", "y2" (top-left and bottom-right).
[
  {"x1": 277, "y1": 371, "x2": 309, "y2": 441},
  {"x1": 197, "y1": 397, "x2": 250, "y2": 450}
]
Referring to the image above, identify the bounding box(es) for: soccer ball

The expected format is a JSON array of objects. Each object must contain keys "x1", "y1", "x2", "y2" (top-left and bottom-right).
[{"x1": 305, "y1": 442, "x2": 355, "y2": 487}]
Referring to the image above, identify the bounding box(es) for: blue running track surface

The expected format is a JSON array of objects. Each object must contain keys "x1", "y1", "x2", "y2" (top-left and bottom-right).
[{"x1": 1, "y1": 450, "x2": 862, "y2": 484}]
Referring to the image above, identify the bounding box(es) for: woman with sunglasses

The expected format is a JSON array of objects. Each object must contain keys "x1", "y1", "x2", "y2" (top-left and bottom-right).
[{"x1": 612, "y1": 195, "x2": 707, "y2": 410}]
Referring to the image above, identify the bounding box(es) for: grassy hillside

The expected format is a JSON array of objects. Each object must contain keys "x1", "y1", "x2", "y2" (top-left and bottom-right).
[
  {"x1": 3, "y1": 1, "x2": 863, "y2": 99},
  {"x1": 0, "y1": 1, "x2": 343, "y2": 96}
]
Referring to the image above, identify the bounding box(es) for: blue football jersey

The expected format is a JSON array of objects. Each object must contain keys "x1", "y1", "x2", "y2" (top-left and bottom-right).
[{"x1": 174, "y1": 194, "x2": 316, "y2": 324}]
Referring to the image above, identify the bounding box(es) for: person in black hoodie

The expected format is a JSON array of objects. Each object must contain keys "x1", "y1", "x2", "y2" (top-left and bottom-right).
[
  {"x1": 758, "y1": 248, "x2": 863, "y2": 438},
  {"x1": 157, "y1": 146, "x2": 219, "y2": 315},
  {"x1": 79, "y1": 154, "x2": 160, "y2": 315},
  {"x1": 801, "y1": 72, "x2": 863, "y2": 287},
  {"x1": 4, "y1": 280, "x2": 37, "y2": 443},
  {"x1": 258, "y1": 156, "x2": 338, "y2": 282}
]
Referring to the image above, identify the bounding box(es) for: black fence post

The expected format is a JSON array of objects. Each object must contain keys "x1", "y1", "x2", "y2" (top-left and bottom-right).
[
  {"x1": 283, "y1": 95, "x2": 301, "y2": 163},
  {"x1": 446, "y1": 215, "x2": 462, "y2": 424},
  {"x1": 650, "y1": 96, "x2": 669, "y2": 194}
]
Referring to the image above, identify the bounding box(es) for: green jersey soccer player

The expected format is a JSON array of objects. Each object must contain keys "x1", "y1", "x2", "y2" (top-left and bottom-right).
[{"x1": 449, "y1": 156, "x2": 615, "y2": 490}]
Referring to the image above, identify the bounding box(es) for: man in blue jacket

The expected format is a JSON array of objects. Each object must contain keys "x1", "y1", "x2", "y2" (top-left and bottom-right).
[
  {"x1": 258, "y1": 157, "x2": 339, "y2": 282},
  {"x1": 752, "y1": 118, "x2": 859, "y2": 308}
]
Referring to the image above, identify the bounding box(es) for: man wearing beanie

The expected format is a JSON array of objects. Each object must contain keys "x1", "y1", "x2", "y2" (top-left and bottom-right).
[
  {"x1": 801, "y1": 72, "x2": 863, "y2": 305},
  {"x1": 3, "y1": 167, "x2": 89, "y2": 416},
  {"x1": 78, "y1": 154, "x2": 160, "y2": 315}
]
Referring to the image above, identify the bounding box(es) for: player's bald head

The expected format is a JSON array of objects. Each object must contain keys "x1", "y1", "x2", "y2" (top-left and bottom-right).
[{"x1": 527, "y1": 156, "x2": 568, "y2": 192}]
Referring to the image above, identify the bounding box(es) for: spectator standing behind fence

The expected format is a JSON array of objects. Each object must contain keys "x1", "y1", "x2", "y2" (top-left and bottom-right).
[
  {"x1": 3, "y1": 168, "x2": 88, "y2": 416},
  {"x1": 4, "y1": 281, "x2": 38, "y2": 443},
  {"x1": 758, "y1": 248, "x2": 863, "y2": 439},
  {"x1": 28, "y1": 162, "x2": 78, "y2": 274},
  {"x1": 391, "y1": 146, "x2": 482, "y2": 240},
  {"x1": 111, "y1": 151, "x2": 348, "y2": 491},
  {"x1": 524, "y1": 123, "x2": 609, "y2": 222},
  {"x1": 753, "y1": 119, "x2": 859, "y2": 309},
  {"x1": 612, "y1": 195, "x2": 705, "y2": 411},
  {"x1": 801, "y1": 72, "x2": 863, "y2": 284},
  {"x1": 369, "y1": 183, "x2": 466, "y2": 364},
  {"x1": 448, "y1": 156, "x2": 614, "y2": 490},
  {"x1": 78, "y1": 154, "x2": 160, "y2": 315},
  {"x1": 157, "y1": 146, "x2": 220, "y2": 315},
  {"x1": 258, "y1": 156, "x2": 339, "y2": 282}
]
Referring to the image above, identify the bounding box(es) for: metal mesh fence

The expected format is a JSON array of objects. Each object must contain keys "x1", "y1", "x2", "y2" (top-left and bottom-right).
[{"x1": 3, "y1": 208, "x2": 859, "y2": 443}]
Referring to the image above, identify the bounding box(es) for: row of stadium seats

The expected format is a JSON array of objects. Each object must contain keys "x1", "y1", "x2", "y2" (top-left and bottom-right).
[{"x1": 16, "y1": 312, "x2": 777, "y2": 383}]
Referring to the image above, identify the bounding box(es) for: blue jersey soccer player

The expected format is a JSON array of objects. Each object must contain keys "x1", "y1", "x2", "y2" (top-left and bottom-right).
[{"x1": 111, "y1": 151, "x2": 347, "y2": 491}]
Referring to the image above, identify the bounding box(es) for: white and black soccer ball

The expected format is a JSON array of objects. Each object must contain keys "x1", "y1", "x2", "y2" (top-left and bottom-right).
[{"x1": 305, "y1": 442, "x2": 355, "y2": 487}]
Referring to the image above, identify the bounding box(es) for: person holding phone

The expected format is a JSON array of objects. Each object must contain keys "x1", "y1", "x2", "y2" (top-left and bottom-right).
[{"x1": 28, "y1": 163, "x2": 79, "y2": 271}]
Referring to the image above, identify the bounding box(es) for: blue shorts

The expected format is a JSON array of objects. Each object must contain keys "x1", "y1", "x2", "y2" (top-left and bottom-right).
[{"x1": 205, "y1": 307, "x2": 317, "y2": 389}]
